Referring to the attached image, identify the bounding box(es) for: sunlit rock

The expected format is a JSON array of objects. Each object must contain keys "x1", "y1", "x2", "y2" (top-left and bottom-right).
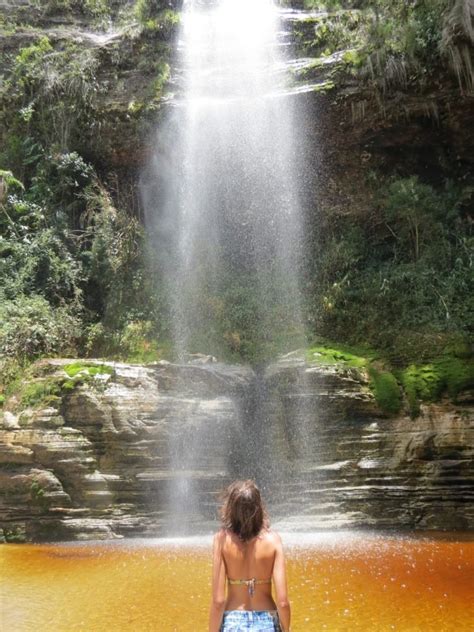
[{"x1": 0, "y1": 359, "x2": 472, "y2": 541}]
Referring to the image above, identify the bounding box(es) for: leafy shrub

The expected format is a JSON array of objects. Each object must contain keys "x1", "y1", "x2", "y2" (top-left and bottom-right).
[
  {"x1": 84, "y1": 320, "x2": 164, "y2": 362},
  {"x1": 307, "y1": 175, "x2": 472, "y2": 360},
  {"x1": 0, "y1": 295, "x2": 81, "y2": 361},
  {"x1": 382, "y1": 176, "x2": 458, "y2": 262},
  {"x1": 135, "y1": 0, "x2": 180, "y2": 35},
  {"x1": 401, "y1": 356, "x2": 474, "y2": 417},
  {"x1": 0, "y1": 229, "x2": 83, "y2": 305},
  {"x1": 30, "y1": 152, "x2": 94, "y2": 229},
  {"x1": 2, "y1": 37, "x2": 101, "y2": 154},
  {"x1": 136, "y1": 0, "x2": 174, "y2": 21},
  {"x1": 44, "y1": 0, "x2": 110, "y2": 18}
]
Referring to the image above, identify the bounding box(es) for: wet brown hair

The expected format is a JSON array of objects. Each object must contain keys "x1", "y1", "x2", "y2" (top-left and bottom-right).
[{"x1": 220, "y1": 480, "x2": 269, "y2": 542}]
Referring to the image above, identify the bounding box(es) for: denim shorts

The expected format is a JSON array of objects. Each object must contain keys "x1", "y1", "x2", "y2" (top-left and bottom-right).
[{"x1": 220, "y1": 610, "x2": 281, "y2": 632}]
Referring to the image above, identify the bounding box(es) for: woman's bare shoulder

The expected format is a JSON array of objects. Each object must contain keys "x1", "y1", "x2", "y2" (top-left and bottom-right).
[
  {"x1": 213, "y1": 528, "x2": 227, "y2": 545},
  {"x1": 260, "y1": 528, "x2": 283, "y2": 546}
]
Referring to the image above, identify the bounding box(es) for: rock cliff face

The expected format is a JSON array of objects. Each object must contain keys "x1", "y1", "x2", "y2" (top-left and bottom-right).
[
  {"x1": 265, "y1": 358, "x2": 474, "y2": 532},
  {"x1": 1, "y1": 359, "x2": 472, "y2": 541},
  {"x1": 3, "y1": 2, "x2": 471, "y2": 213},
  {"x1": 1, "y1": 2, "x2": 473, "y2": 542}
]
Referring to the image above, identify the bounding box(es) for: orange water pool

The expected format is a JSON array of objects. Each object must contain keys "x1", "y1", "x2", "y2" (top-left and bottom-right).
[{"x1": 1, "y1": 533, "x2": 473, "y2": 631}]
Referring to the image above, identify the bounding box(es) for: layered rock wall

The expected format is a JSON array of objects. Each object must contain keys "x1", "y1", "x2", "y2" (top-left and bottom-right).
[
  {"x1": 0, "y1": 359, "x2": 472, "y2": 541},
  {"x1": 266, "y1": 360, "x2": 474, "y2": 532}
]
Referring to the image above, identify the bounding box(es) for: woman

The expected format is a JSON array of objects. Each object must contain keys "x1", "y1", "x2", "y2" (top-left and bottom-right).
[{"x1": 209, "y1": 480, "x2": 291, "y2": 632}]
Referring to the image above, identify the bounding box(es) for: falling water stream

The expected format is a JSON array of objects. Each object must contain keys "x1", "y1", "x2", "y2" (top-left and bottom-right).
[
  {"x1": 141, "y1": 0, "x2": 310, "y2": 531},
  {"x1": 143, "y1": 0, "x2": 306, "y2": 357}
]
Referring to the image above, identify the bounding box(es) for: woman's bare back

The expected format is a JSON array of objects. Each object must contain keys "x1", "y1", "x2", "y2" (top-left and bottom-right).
[{"x1": 220, "y1": 529, "x2": 279, "y2": 611}]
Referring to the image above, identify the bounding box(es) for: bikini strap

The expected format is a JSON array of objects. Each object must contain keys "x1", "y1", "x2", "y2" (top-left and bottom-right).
[{"x1": 228, "y1": 578, "x2": 272, "y2": 597}]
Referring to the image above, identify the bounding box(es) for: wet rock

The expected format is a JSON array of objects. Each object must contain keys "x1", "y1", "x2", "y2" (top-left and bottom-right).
[
  {"x1": 0, "y1": 359, "x2": 472, "y2": 541},
  {"x1": 183, "y1": 353, "x2": 217, "y2": 364},
  {"x1": 1, "y1": 412, "x2": 20, "y2": 430}
]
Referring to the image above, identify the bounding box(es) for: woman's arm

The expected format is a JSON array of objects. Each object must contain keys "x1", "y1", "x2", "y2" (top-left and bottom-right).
[
  {"x1": 272, "y1": 532, "x2": 291, "y2": 632},
  {"x1": 209, "y1": 531, "x2": 227, "y2": 632}
]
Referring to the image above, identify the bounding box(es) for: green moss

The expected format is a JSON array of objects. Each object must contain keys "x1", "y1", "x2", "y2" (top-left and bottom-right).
[
  {"x1": 314, "y1": 80, "x2": 336, "y2": 93},
  {"x1": 0, "y1": 395, "x2": 4, "y2": 407},
  {"x1": 342, "y1": 48, "x2": 365, "y2": 68},
  {"x1": 308, "y1": 342, "x2": 403, "y2": 414},
  {"x1": 63, "y1": 363, "x2": 114, "y2": 378},
  {"x1": 62, "y1": 379, "x2": 77, "y2": 392},
  {"x1": 307, "y1": 342, "x2": 371, "y2": 368},
  {"x1": 10, "y1": 363, "x2": 115, "y2": 409},
  {"x1": 368, "y1": 367, "x2": 402, "y2": 415}
]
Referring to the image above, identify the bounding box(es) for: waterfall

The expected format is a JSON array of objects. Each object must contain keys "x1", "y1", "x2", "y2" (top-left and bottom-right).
[
  {"x1": 142, "y1": 0, "x2": 309, "y2": 533},
  {"x1": 143, "y1": 0, "x2": 306, "y2": 361}
]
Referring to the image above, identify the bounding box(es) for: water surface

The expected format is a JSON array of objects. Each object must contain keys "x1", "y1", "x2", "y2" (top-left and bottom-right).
[{"x1": 2, "y1": 533, "x2": 473, "y2": 631}]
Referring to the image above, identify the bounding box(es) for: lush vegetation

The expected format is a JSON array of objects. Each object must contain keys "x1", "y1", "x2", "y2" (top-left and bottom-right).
[
  {"x1": 7, "y1": 361, "x2": 115, "y2": 411},
  {"x1": 400, "y1": 354, "x2": 473, "y2": 416},
  {"x1": 0, "y1": 0, "x2": 472, "y2": 412},
  {"x1": 293, "y1": 0, "x2": 474, "y2": 97},
  {"x1": 135, "y1": 0, "x2": 180, "y2": 33},
  {"x1": 306, "y1": 175, "x2": 473, "y2": 364},
  {"x1": 0, "y1": 2, "x2": 178, "y2": 389},
  {"x1": 296, "y1": 0, "x2": 473, "y2": 394}
]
